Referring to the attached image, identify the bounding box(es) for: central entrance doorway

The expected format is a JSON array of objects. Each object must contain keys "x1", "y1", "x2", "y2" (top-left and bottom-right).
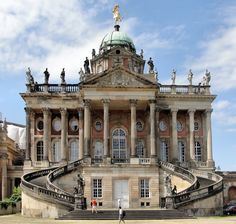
[{"x1": 113, "y1": 179, "x2": 129, "y2": 208}]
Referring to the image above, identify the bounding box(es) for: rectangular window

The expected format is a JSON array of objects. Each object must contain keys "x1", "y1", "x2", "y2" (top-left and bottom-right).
[
  {"x1": 93, "y1": 179, "x2": 102, "y2": 198},
  {"x1": 140, "y1": 179, "x2": 149, "y2": 198}
]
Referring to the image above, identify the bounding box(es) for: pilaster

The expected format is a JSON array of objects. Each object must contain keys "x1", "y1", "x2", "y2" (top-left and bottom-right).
[{"x1": 130, "y1": 99, "x2": 137, "y2": 157}]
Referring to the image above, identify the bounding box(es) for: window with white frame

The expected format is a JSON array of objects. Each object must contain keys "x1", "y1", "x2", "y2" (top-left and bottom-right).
[
  {"x1": 70, "y1": 140, "x2": 78, "y2": 162},
  {"x1": 160, "y1": 140, "x2": 169, "y2": 162},
  {"x1": 195, "y1": 141, "x2": 202, "y2": 161},
  {"x1": 36, "y1": 141, "x2": 43, "y2": 161},
  {"x1": 52, "y1": 140, "x2": 61, "y2": 162},
  {"x1": 140, "y1": 179, "x2": 149, "y2": 198},
  {"x1": 93, "y1": 179, "x2": 102, "y2": 198},
  {"x1": 112, "y1": 128, "x2": 127, "y2": 159},
  {"x1": 136, "y1": 139, "x2": 144, "y2": 158},
  {"x1": 178, "y1": 141, "x2": 185, "y2": 162}
]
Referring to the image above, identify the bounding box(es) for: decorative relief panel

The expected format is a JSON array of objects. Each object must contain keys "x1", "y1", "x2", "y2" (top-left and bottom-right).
[{"x1": 96, "y1": 72, "x2": 145, "y2": 87}]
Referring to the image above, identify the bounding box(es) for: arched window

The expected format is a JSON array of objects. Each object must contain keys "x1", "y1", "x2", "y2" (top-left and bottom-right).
[
  {"x1": 94, "y1": 141, "x2": 103, "y2": 159},
  {"x1": 136, "y1": 139, "x2": 144, "y2": 158},
  {"x1": 36, "y1": 141, "x2": 43, "y2": 161},
  {"x1": 52, "y1": 140, "x2": 61, "y2": 162},
  {"x1": 178, "y1": 141, "x2": 185, "y2": 163},
  {"x1": 70, "y1": 140, "x2": 78, "y2": 162},
  {"x1": 195, "y1": 141, "x2": 202, "y2": 161},
  {"x1": 160, "y1": 141, "x2": 168, "y2": 162},
  {"x1": 112, "y1": 128, "x2": 127, "y2": 159}
]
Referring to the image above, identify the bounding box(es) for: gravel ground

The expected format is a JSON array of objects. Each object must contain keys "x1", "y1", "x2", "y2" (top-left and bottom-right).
[{"x1": 0, "y1": 214, "x2": 236, "y2": 224}]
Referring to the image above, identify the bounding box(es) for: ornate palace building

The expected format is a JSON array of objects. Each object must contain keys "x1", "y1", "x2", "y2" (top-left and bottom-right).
[{"x1": 19, "y1": 7, "x2": 226, "y2": 219}]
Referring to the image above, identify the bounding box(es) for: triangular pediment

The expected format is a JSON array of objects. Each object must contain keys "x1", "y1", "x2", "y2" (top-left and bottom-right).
[{"x1": 80, "y1": 67, "x2": 157, "y2": 88}]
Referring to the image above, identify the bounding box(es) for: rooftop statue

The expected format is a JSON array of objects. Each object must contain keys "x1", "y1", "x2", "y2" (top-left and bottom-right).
[
  {"x1": 92, "y1": 49, "x2": 96, "y2": 58},
  {"x1": 44, "y1": 68, "x2": 50, "y2": 84},
  {"x1": 84, "y1": 57, "x2": 90, "y2": 74},
  {"x1": 154, "y1": 69, "x2": 159, "y2": 82},
  {"x1": 147, "y1": 57, "x2": 154, "y2": 74},
  {"x1": 26, "y1": 67, "x2": 34, "y2": 85},
  {"x1": 140, "y1": 49, "x2": 144, "y2": 58},
  {"x1": 187, "y1": 69, "x2": 193, "y2": 85},
  {"x1": 171, "y1": 69, "x2": 176, "y2": 85},
  {"x1": 112, "y1": 4, "x2": 122, "y2": 24},
  {"x1": 60, "y1": 68, "x2": 66, "y2": 84},
  {"x1": 79, "y1": 68, "x2": 85, "y2": 82},
  {"x1": 203, "y1": 69, "x2": 211, "y2": 86}
]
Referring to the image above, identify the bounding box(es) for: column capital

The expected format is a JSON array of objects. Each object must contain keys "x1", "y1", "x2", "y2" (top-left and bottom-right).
[
  {"x1": 0, "y1": 152, "x2": 8, "y2": 160},
  {"x1": 102, "y1": 99, "x2": 110, "y2": 104},
  {"x1": 42, "y1": 107, "x2": 50, "y2": 114},
  {"x1": 60, "y1": 108, "x2": 67, "y2": 115},
  {"x1": 205, "y1": 108, "x2": 213, "y2": 114},
  {"x1": 188, "y1": 108, "x2": 196, "y2": 114},
  {"x1": 171, "y1": 108, "x2": 178, "y2": 113},
  {"x1": 130, "y1": 99, "x2": 138, "y2": 106},
  {"x1": 24, "y1": 107, "x2": 31, "y2": 114},
  {"x1": 83, "y1": 99, "x2": 91, "y2": 107},
  {"x1": 149, "y1": 99, "x2": 156, "y2": 104}
]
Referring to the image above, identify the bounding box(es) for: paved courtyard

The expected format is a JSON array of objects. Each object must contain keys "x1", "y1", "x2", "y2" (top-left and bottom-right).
[{"x1": 0, "y1": 214, "x2": 236, "y2": 224}]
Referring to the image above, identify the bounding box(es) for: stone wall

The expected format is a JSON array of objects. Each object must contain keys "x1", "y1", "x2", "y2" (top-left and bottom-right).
[
  {"x1": 179, "y1": 191, "x2": 223, "y2": 216},
  {"x1": 21, "y1": 191, "x2": 69, "y2": 218},
  {"x1": 0, "y1": 201, "x2": 21, "y2": 215}
]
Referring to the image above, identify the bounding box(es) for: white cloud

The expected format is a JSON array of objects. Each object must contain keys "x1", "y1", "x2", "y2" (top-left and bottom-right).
[
  {"x1": 213, "y1": 100, "x2": 231, "y2": 111},
  {"x1": 186, "y1": 5, "x2": 236, "y2": 92},
  {"x1": 0, "y1": 0, "x2": 115, "y2": 82}
]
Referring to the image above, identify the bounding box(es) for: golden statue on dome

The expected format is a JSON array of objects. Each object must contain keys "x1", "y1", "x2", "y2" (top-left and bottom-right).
[{"x1": 112, "y1": 4, "x2": 122, "y2": 24}]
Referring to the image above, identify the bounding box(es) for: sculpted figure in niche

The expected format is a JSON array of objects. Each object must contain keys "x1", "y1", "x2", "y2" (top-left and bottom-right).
[
  {"x1": 44, "y1": 68, "x2": 50, "y2": 84},
  {"x1": 147, "y1": 57, "x2": 154, "y2": 73},
  {"x1": 187, "y1": 69, "x2": 193, "y2": 85},
  {"x1": 26, "y1": 67, "x2": 34, "y2": 85}
]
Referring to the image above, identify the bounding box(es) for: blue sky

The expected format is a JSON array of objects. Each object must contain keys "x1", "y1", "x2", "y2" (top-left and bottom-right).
[{"x1": 0, "y1": 0, "x2": 236, "y2": 170}]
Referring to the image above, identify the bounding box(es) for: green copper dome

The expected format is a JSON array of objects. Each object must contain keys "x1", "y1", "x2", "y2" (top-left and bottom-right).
[{"x1": 100, "y1": 26, "x2": 136, "y2": 53}]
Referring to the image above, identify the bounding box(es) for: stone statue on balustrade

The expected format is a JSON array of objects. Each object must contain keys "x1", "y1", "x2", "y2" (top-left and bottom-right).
[
  {"x1": 154, "y1": 69, "x2": 159, "y2": 82},
  {"x1": 92, "y1": 49, "x2": 96, "y2": 58},
  {"x1": 60, "y1": 68, "x2": 66, "y2": 84},
  {"x1": 77, "y1": 174, "x2": 85, "y2": 196},
  {"x1": 202, "y1": 69, "x2": 211, "y2": 86},
  {"x1": 79, "y1": 68, "x2": 85, "y2": 82},
  {"x1": 187, "y1": 69, "x2": 193, "y2": 85},
  {"x1": 171, "y1": 69, "x2": 176, "y2": 85},
  {"x1": 84, "y1": 57, "x2": 90, "y2": 74},
  {"x1": 44, "y1": 68, "x2": 50, "y2": 84},
  {"x1": 165, "y1": 174, "x2": 172, "y2": 196},
  {"x1": 147, "y1": 57, "x2": 154, "y2": 74},
  {"x1": 140, "y1": 49, "x2": 144, "y2": 58},
  {"x1": 26, "y1": 67, "x2": 34, "y2": 85}
]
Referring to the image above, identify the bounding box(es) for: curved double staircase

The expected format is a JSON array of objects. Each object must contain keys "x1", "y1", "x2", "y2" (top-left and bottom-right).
[{"x1": 21, "y1": 159, "x2": 223, "y2": 218}]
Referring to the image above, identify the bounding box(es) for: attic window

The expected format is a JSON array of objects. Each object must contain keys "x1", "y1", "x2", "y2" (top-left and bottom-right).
[{"x1": 116, "y1": 49, "x2": 120, "y2": 54}]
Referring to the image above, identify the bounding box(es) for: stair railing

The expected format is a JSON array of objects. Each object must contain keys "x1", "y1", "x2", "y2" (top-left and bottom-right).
[{"x1": 21, "y1": 167, "x2": 75, "y2": 207}]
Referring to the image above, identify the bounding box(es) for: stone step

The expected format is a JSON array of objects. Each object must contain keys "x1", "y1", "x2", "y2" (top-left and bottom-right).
[{"x1": 57, "y1": 209, "x2": 194, "y2": 220}]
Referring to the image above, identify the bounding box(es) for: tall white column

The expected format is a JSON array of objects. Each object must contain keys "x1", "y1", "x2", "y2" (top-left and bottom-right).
[
  {"x1": 156, "y1": 107, "x2": 160, "y2": 159},
  {"x1": 24, "y1": 107, "x2": 31, "y2": 161},
  {"x1": 84, "y1": 100, "x2": 91, "y2": 156},
  {"x1": 171, "y1": 108, "x2": 178, "y2": 161},
  {"x1": 0, "y1": 153, "x2": 8, "y2": 199},
  {"x1": 205, "y1": 109, "x2": 214, "y2": 167},
  {"x1": 102, "y1": 99, "x2": 110, "y2": 158},
  {"x1": 130, "y1": 99, "x2": 137, "y2": 157},
  {"x1": 150, "y1": 100, "x2": 156, "y2": 157},
  {"x1": 60, "y1": 108, "x2": 67, "y2": 162},
  {"x1": 78, "y1": 109, "x2": 84, "y2": 160},
  {"x1": 43, "y1": 107, "x2": 50, "y2": 161},
  {"x1": 188, "y1": 109, "x2": 195, "y2": 161}
]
